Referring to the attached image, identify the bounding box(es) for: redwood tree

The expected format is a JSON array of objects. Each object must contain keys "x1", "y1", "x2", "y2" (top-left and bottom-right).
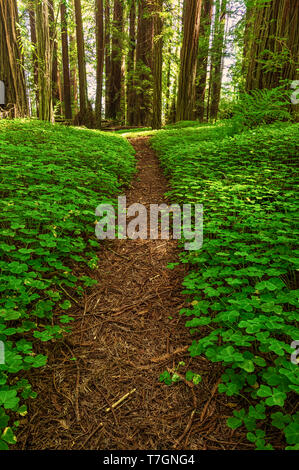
[
  {"x1": 95, "y1": 0, "x2": 104, "y2": 127},
  {"x1": 176, "y1": 0, "x2": 202, "y2": 121},
  {"x1": 208, "y1": 0, "x2": 227, "y2": 121},
  {"x1": 126, "y1": 0, "x2": 136, "y2": 125},
  {"x1": 134, "y1": 0, "x2": 154, "y2": 126},
  {"x1": 244, "y1": 0, "x2": 299, "y2": 91},
  {"x1": 0, "y1": 0, "x2": 28, "y2": 117},
  {"x1": 104, "y1": 0, "x2": 111, "y2": 118},
  {"x1": 49, "y1": 0, "x2": 60, "y2": 113},
  {"x1": 195, "y1": 0, "x2": 213, "y2": 121},
  {"x1": 35, "y1": 0, "x2": 53, "y2": 121},
  {"x1": 61, "y1": 0, "x2": 72, "y2": 120},
  {"x1": 28, "y1": 1, "x2": 39, "y2": 116},
  {"x1": 152, "y1": 0, "x2": 163, "y2": 129},
  {"x1": 106, "y1": 0, "x2": 124, "y2": 120},
  {"x1": 74, "y1": 0, "x2": 89, "y2": 123}
]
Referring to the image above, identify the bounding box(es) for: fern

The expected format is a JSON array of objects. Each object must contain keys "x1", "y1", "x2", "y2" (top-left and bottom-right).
[{"x1": 232, "y1": 87, "x2": 292, "y2": 130}]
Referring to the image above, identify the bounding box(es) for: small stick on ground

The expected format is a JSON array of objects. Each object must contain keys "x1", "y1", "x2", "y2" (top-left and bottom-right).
[
  {"x1": 150, "y1": 345, "x2": 189, "y2": 363},
  {"x1": 80, "y1": 422, "x2": 104, "y2": 449},
  {"x1": 105, "y1": 388, "x2": 137, "y2": 413},
  {"x1": 200, "y1": 378, "x2": 222, "y2": 423}
]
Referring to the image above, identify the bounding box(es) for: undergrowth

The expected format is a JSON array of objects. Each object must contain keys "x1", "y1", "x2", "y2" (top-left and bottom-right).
[
  {"x1": 0, "y1": 120, "x2": 135, "y2": 449},
  {"x1": 152, "y1": 121, "x2": 299, "y2": 450}
]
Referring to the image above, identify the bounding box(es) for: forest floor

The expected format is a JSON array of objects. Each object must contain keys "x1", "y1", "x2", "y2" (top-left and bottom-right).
[{"x1": 16, "y1": 137, "x2": 251, "y2": 450}]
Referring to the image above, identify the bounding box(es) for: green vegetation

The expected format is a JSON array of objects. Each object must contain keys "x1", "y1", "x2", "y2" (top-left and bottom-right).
[
  {"x1": 0, "y1": 120, "x2": 135, "y2": 449},
  {"x1": 152, "y1": 121, "x2": 299, "y2": 450}
]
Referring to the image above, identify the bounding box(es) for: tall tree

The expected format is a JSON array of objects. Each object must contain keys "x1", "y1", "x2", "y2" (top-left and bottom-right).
[
  {"x1": 152, "y1": 0, "x2": 163, "y2": 129},
  {"x1": 95, "y1": 0, "x2": 104, "y2": 127},
  {"x1": 35, "y1": 0, "x2": 53, "y2": 121},
  {"x1": 208, "y1": 0, "x2": 227, "y2": 121},
  {"x1": 104, "y1": 0, "x2": 111, "y2": 118},
  {"x1": 134, "y1": 0, "x2": 154, "y2": 126},
  {"x1": 70, "y1": 0, "x2": 78, "y2": 115},
  {"x1": 28, "y1": 1, "x2": 39, "y2": 116},
  {"x1": 49, "y1": 0, "x2": 60, "y2": 113},
  {"x1": 74, "y1": 0, "x2": 89, "y2": 122},
  {"x1": 60, "y1": 0, "x2": 72, "y2": 120},
  {"x1": 244, "y1": 0, "x2": 299, "y2": 91},
  {"x1": 106, "y1": 0, "x2": 124, "y2": 120},
  {"x1": 195, "y1": 0, "x2": 213, "y2": 121},
  {"x1": 176, "y1": 0, "x2": 202, "y2": 121},
  {"x1": 0, "y1": 0, "x2": 28, "y2": 117},
  {"x1": 126, "y1": 0, "x2": 136, "y2": 125}
]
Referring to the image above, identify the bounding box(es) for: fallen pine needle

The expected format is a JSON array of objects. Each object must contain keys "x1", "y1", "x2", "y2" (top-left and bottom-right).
[{"x1": 105, "y1": 388, "x2": 136, "y2": 413}]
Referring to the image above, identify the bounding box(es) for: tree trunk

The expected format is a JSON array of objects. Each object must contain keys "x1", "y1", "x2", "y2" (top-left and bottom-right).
[
  {"x1": 126, "y1": 0, "x2": 136, "y2": 125},
  {"x1": 195, "y1": 0, "x2": 213, "y2": 121},
  {"x1": 0, "y1": 0, "x2": 28, "y2": 117},
  {"x1": 95, "y1": 0, "x2": 104, "y2": 128},
  {"x1": 209, "y1": 0, "x2": 227, "y2": 121},
  {"x1": 28, "y1": 2, "x2": 39, "y2": 116},
  {"x1": 176, "y1": 0, "x2": 202, "y2": 122},
  {"x1": 152, "y1": 0, "x2": 163, "y2": 129},
  {"x1": 104, "y1": 0, "x2": 111, "y2": 118},
  {"x1": 134, "y1": 0, "x2": 154, "y2": 126},
  {"x1": 35, "y1": 0, "x2": 53, "y2": 121},
  {"x1": 70, "y1": 0, "x2": 78, "y2": 115},
  {"x1": 61, "y1": 0, "x2": 72, "y2": 120},
  {"x1": 244, "y1": 0, "x2": 299, "y2": 91},
  {"x1": 49, "y1": 0, "x2": 60, "y2": 114},
  {"x1": 74, "y1": 0, "x2": 90, "y2": 123},
  {"x1": 106, "y1": 0, "x2": 124, "y2": 120}
]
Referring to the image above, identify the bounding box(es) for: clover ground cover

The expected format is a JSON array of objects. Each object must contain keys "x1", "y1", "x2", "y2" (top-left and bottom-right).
[
  {"x1": 152, "y1": 121, "x2": 299, "y2": 449},
  {"x1": 0, "y1": 120, "x2": 135, "y2": 449}
]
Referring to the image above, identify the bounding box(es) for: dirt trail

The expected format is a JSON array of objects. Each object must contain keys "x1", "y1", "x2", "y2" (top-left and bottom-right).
[{"x1": 17, "y1": 138, "x2": 248, "y2": 450}]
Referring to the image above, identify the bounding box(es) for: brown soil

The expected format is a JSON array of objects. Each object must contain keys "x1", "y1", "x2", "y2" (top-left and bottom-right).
[{"x1": 16, "y1": 137, "x2": 251, "y2": 450}]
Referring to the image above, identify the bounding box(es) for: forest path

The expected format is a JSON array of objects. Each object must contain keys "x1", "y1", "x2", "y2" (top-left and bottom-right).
[{"x1": 17, "y1": 137, "x2": 243, "y2": 450}]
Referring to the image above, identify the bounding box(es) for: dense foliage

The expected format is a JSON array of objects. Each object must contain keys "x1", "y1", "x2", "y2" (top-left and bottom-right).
[
  {"x1": 152, "y1": 121, "x2": 299, "y2": 449},
  {"x1": 0, "y1": 120, "x2": 135, "y2": 449}
]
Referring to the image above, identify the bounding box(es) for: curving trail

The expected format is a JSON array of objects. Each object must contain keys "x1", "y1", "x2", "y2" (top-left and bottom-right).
[{"x1": 16, "y1": 137, "x2": 248, "y2": 450}]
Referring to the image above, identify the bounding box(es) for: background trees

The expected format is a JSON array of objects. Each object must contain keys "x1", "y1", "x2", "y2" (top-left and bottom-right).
[
  {"x1": 1, "y1": 0, "x2": 298, "y2": 126},
  {"x1": 0, "y1": 0, "x2": 28, "y2": 117},
  {"x1": 244, "y1": 0, "x2": 299, "y2": 91}
]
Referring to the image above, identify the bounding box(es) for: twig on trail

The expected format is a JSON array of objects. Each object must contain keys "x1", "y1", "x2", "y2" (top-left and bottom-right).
[
  {"x1": 168, "y1": 367, "x2": 197, "y2": 449},
  {"x1": 173, "y1": 409, "x2": 196, "y2": 449},
  {"x1": 80, "y1": 422, "x2": 104, "y2": 449},
  {"x1": 75, "y1": 367, "x2": 81, "y2": 422},
  {"x1": 81, "y1": 288, "x2": 174, "y2": 320},
  {"x1": 199, "y1": 378, "x2": 222, "y2": 423},
  {"x1": 150, "y1": 346, "x2": 189, "y2": 363},
  {"x1": 59, "y1": 284, "x2": 80, "y2": 305},
  {"x1": 106, "y1": 246, "x2": 130, "y2": 260},
  {"x1": 95, "y1": 384, "x2": 119, "y2": 427},
  {"x1": 63, "y1": 341, "x2": 81, "y2": 422},
  {"x1": 105, "y1": 388, "x2": 136, "y2": 413},
  {"x1": 109, "y1": 288, "x2": 173, "y2": 316}
]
